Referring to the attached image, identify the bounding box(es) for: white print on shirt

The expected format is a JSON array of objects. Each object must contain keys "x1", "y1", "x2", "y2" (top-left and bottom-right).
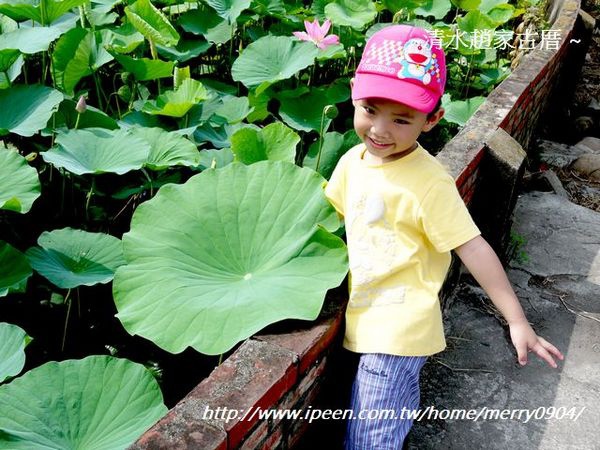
[{"x1": 346, "y1": 191, "x2": 407, "y2": 308}]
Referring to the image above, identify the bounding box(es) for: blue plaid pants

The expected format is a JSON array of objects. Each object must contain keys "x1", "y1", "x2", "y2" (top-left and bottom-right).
[{"x1": 345, "y1": 353, "x2": 427, "y2": 450}]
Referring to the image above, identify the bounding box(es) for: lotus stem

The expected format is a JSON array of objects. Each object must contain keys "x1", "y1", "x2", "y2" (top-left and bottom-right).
[
  {"x1": 218, "y1": 353, "x2": 223, "y2": 365},
  {"x1": 74, "y1": 113, "x2": 81, "y2": 130},
  {"x1": 141, "y1": 168, "x2": 154, "y2": 197},
  {"x1": 92, "y1": 71, "x2": 104, "y2": 111},
  {"x1": 61, "y1": 289, "x2": 72, "y2": 352},
  {"x1": 315, "y1": 108, "x2": 327, "y2": 172},
  {"x1": 85, "y1": 177, "x2": 95, "y2": 221}
]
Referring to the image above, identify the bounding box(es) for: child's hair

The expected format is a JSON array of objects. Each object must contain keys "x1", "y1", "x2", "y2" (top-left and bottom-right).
[
  {"x1": 352, "y1": 25, "x2": 447, "y2": 115},
  {"x1": 427, "y1": 99, "x2": 443, "y2": 120}
]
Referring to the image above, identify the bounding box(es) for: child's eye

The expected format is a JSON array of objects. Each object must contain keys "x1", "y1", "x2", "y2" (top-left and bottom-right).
[
  {"x1": 363, "y1": 106, "x2": 375, "y2": 115},
  {"x1": 394, "y1": 119, "x2": 409, "y2": 125}
]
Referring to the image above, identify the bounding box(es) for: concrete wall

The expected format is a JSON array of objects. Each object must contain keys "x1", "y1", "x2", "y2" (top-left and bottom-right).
[{"x1": 132, "y1": 0, "x2": 585, "y2": 448}]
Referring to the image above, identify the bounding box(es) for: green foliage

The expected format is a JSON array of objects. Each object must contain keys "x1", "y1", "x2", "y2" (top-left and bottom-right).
[{"x1": 0, "y1": 323, "x2": 31, "y2": 383}]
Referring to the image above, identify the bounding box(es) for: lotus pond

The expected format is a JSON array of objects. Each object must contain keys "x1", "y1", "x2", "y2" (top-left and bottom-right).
[{"x1": 0, "y1": 0, "x2": 544, "y2": 447}]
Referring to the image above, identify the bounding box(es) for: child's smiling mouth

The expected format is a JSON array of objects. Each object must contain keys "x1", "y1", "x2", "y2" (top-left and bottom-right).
[{"x1": 367, "y1": 136, "x2": 393, "y2": 149}]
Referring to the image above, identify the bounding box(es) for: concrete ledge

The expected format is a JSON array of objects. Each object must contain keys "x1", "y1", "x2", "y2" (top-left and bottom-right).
[{"x1": 133, "y1": 0, "x2": 584, "y2": 448}]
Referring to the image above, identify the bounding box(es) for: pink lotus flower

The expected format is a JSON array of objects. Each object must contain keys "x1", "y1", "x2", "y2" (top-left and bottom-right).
[{"x1": 293, "y1": 19, "x2": 340, "y2": 50}]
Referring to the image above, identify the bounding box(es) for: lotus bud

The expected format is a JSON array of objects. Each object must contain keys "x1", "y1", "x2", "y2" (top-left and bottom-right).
[
  {"x1": 75, "y1": 95, "x2": 87, "y2": 114},
  {"x1": 120, "y1": 72, "x2": 133, "y2": 83},
  {"x1": 24, "y1": 152, "x2": 38, "y2": 162},
  {"x1": 118, "y1": 85, "x2": 132, "y2": 102},
  {"x1": 324, "y1": 105, "x2": 338, "y2": 119}
]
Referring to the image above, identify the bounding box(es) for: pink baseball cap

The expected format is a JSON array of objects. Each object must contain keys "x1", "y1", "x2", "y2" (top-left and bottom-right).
[{"x1": 352, "y1": 25, "x2": 446, "y2": 114}]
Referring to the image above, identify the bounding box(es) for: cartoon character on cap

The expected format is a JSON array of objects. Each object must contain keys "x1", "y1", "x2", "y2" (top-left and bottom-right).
[{"x1": 396, "y1": 37, "x2": 435, "y2": 85}]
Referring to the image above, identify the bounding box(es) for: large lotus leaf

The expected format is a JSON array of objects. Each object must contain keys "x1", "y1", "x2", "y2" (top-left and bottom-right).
[
  {"x1": 178, "y1": 7, "x2": 232, "y2": 44},
  {"x1": 0, "y1": 355, "x2": 167, "y2": 449},
  {"x1": 26, "y1": 228, "x2": 126, "y2": 289},
  {"x1": 0, "y1": 146, "x2": 40, "y2": 213},
  {"x1": 487, "y1": 4, "x2": 514, "y2": 25},
  {"x1": 112, "y1": 53, "x2": 174, "y2": 81},
  {"x1": 0, "y1": 49, "x2": 20, "y2": 72},
  {"x1": 0, "y1": 242, "x2": 32, "y2": 297},
  {"x1": 231, "y1": 36, "x2": 318, "y2": 92},
  {"x1": 0, "y1": 0, "x2": 86, "y2": 24},
  {"x1": 278, "y1": 88, "x2": 337, "y2": 132},
  {"x1": 130, "y1": 127, "x2": 200, "y2": 170},
  {"x1": 415, "y1": 0, "x2": 451, "y2": 18},
  {"x1": 0, "y1": 85, "x2": 63, "y2": 137},
  {"x1": 193, "y1": 122, "x2": 249, "y2": 148},
  {"x1": 442, "y1": 94, "x2": 485, "y2": 126},
  {"x1": 198, "y1": 147, "x2": 234, "y2": 169},
  {"x1": 0, "y1": 323, "x2": 30, "y2": 382},
  {"x1": 205, "y1": 0, "x2": 251, "y2": 24},
  {"x1": 451, "y1": 0, "x2": 480, "y2": 10},
  {"x1": 325, "y1": 0, "x2": 377, "y2": 30},
  {"x1": 52, "y1": 27, "x2": 113, "y2": 95},
  {"x1": 50, "y1": 98, "x2": 119, "y2": 131},
  {"x1": 458, "y1": 10, "x2": 496, "y2": 32},
  {"x1": 381, "y1": 0, "x2": 426, "y2": 12},
  {"x1": 212, "y1": 96, "x2": 253, "y2": 125},
  {"x1": 479, "y1": 0, "x2": 507, "y2": 11},
  {"x1": 156, "y1": 38, "x2": 211, "y2": 62},
  {"x1": 0, "y1": 323, "x2": 31, "y2": 383},
  {"x1": 125, "y1": 0, "x2": 179, "y2": 47},
  {"x1": 0, "y1": 54, "x2": 23, "y2": 89},
  {"x1": 114, "y1": 161, "x2": 348, "y2": 355},
  {"x1": 303, "y1": 131, "x2": 345, "y2": 179},
  {"x1": 141, "y1": 78, "x2": 208, "y2": 117},
  {"x1": 101, "y1": 25, "x2": 144, "y2": 54},
  {"x1": 0, "y1": 25, "x2": 64, "y2": 54},
  {"x1": 231, "y1": 122, "x2": 299, "y2": 164},
  {"x1": 84, "y1": 0, "x2": 119, "y2": 26},
  {"x1": 43, "y1": 128, "x2": 150, "y2": 175}
]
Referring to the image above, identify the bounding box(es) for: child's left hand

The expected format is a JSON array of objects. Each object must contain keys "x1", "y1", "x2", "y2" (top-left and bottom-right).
[{"x1": 509, "y1": 319, "x2": 564, "y2": 368}]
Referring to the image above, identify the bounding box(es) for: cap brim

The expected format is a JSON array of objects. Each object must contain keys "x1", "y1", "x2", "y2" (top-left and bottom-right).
[{"x1": 351, "y1": 72, "x2": 439, "y2": 114}]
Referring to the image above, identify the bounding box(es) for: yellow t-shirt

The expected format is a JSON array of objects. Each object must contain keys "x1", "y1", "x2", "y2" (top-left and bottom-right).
[{"x1": 325, "y1": 143, "x2": 480, "y2": 356}]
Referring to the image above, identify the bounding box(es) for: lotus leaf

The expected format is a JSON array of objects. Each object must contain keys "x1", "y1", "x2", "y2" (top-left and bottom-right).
[
  {"x1": 458, "y1": 10, "x2": 496, "y2": 32},
  {"x1": 0, "y1": 355, "x2": 167, "y2": 449},
  {"x1": 0, "y1": 146, "x2": 41, "y2": 213},
  {"x1": 198, "y1": 147, "x2": 234, "y2": 169},
  {"x1": 487, "y1": 4, "x2": 514, "y2": 25},
  {"x1": 231, "y1": 36, "x2": 318, "y2": 92},
  {"x1": 125, "y1": 0, "x2": 179, "y2": 47},
  {"x1": 382, "y1": 0, "x2": 427, "y2": 12},
  {"x1": 101, "y1": 25, "x2": 144, "y2": 54},
  {"x1": 52, "y1": 27, "x2": 113, "y2": 95},
  {"x1": 231, "y1": 122, "x2": 299, "y2": 164},
  {"x1": 156, "y1": 38, "x2": 211, "y2": 62},
  {"x1": 141, "y1": 78, "x2": 208, "y2": 117},
  {"x1": 205, "y1": 0, "x2": 251, "y2": 24},
  {"x1": 0, "y1": 54, "x2": 23, "y2": 89},
  {"x1": 42, "y1": 128, "x2": 150, "y2": 175},
  {"x1": 112, "y1": 53, "x2": 174, "y2": 81},
  {"x1": 212, "y1": 96, "x2": 253, "y2": 124},
  {"x1": 0, "y1": 49, "x2": 20, "y2": 72},
  {"x1": 0, "y1": 25, "x2": 64, "y2": 54},
  {"x1": 0, "y1": 323, "x2": 30, "y2": 383},
  {"x1": 278, "y1": 87, "x2": 346, "y2": 132},
  {"x1": 0, "y1": 85, "x2": 63, "y2": 137},
  {"x1": 0, "y1": 0, "x2": 86, "y2": 24},
  {"x1": 325, "y1": 0, "x2": 377, "y2": 30},
  {"x1": 84, "y1": 0, "x2": 120, "y2": 26},
  {"x1": 178, "y1": 7, "x2": 232, "y2": 44},
  {"x1": 130, "y1": 127, "x2": 201, "y2": 170},
  {"x1": 479, "y1": 0, "x2": 508, "y2": 11},
  {"x1": 26, "y1": 228, "x2": 126, "y2": 289},
  {"x1": 50, "y1": 98, "x2": 119, "y2": 130},
  {"x1": 193, "y1": 122, "x2": 250, "y2": 148},
  {"x1": 442, "y1": 94, "x2": 485, "y2": 126},
  {"x1": 114, "y1": 161, "x2": 348, "y2": 355},
  {"x1": 0, "y1": 241, "x2": 32, "y2": 297},
  {"x1": 303, "y1": 131, "x2": 345, "y2": 179},
  {"x1": 414, "y1": 0, "x2": 452, "y2": 19}
]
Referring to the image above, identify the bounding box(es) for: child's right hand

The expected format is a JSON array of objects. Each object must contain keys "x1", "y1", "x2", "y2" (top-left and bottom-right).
[{"x1": 508, "y1": 319, "x2": 564, "y2": 368}]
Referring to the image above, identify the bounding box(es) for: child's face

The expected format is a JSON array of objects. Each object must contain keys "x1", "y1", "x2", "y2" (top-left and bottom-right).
[{"x1": 353, "y1": 98, "x2": 444, "y2": 163}]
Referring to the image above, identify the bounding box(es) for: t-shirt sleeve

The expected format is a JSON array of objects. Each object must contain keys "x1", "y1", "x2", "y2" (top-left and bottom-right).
[
  {"x1": 417, "y1": 178, "x2": 481, "y2": 252},
  {"x1": 324, "y1": 157, "x2": 347, "y2": 217}
]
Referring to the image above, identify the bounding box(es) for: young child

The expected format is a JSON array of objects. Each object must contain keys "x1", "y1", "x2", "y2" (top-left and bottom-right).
[{"x1": 324, "y1": 24, "x2": 564, "y2": 449}]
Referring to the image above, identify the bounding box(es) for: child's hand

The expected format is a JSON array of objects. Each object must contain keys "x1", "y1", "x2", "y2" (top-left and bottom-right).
[{"x1": 509, "y1": 319, "x2": 564, "y2": 368}]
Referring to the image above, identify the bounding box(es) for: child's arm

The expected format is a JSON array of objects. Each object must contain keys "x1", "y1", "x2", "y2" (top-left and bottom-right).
[{"x1": 454, "y1": 235, "x2": 564, "y2": 368}]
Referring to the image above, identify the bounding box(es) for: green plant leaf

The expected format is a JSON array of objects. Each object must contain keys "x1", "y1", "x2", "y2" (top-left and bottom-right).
[
  {"x1": 0, "y1": 323, "x2": 30, "y2": 383},
  {"x1": 141, "y1": 78, "x2": 208, "y2": 117},
  {"x1": 0, "y1": 85, "x2": 63, "y2": 137},
  {"x1": 178, "y1": 7, "x2": 232, "y2": 44},
  {"x1": 84, "y1": 0, "x2": 119, "y2": 26},
  {"x1": 414, "y1": 0, "x2": 451, "y2": 18},
  {"x1": 212, "y1": 96, "x2": 253, "y2": 124},
  {"x1": 247, "y1": 90, "x2": 270, "y2": 122},
  {"x1": 0, "y1": 49, "x2": 20, "y2": 72},
  {"x1": 0, "y1": 355, "x2": 167, "y2": 449},
  {"x1": 324, "y1": 0, "x2": 377, "y2": 30},
  {"x1": 102, "y1": 24, "x2": 144, "y2": 53},
  {"x1": 0, "y1": 145, "x2": 41, "y2": 213},
  {"x1": 193, "y1": 122, "x2": 249, "y2": 148},
  {"x1": 114, "y1": 161, "x2": 347, "y2": 355},
  {"x1": 125, "y1": 0, "x2": 179, "y2": 47},
  {"x1": 302, "y1": 131, "x2": 345, "y2": 179},
  {"x1": 479, "y1": 0, "x2": 507, "y2": 12},
  {"x1": 232, "y1": 36, "x2": 318, "y2": 92},
  {"x1": 0, "y1": 0, "x2": 86, "y2": 24},
  {"x1": 442, "y1": 94, "x2": 485, "y2": 126},
  {"x1": 198, "y1": 147, "x2": 234, "y2": 169},
  {"x1": 278, "y1": 86, "x2": 347, "y2": 132},
  {"x1": 0, "y1": 242, "x2": 32, "y2": 297},
  {"x1": 43, "y1": 128, "x2": 150, "y2": 175},
  {"x1": 130, "y1": 127, "x2": 200, "y2": 170},
  {"x1": 457, "y1": 10, "x2": 496, "y2": 31},
  {"x1": 381, "y1": 0, "x2": 427, "y2": 13},
  {"x1": 52, "y1": 27, "x2": 113, "y2": 95},
  {"x1": 487, "y1": 3, "x2": 514, "y2": 24},
  {"x1": 231, "y1": 122, "x2": 299, "y2": 164},
  {"x1": 50, "y1": 98, "x2": 119, "y2": 131},
  {"x1": 450, "y1": 0, "x2": 480, "y2": 11},
  {"x1": 0, "y1": 54, "x2": 23, "y2": 89},
  {"x1": 205, "y1": 0, "x2": 251, "y2": 24},
  {"x1": 156, "y1": 38, "x2": 211, "y2": 62},
  {"x1": 112, "y1": 53, "x2": 174, "y2": 81},
  {"x1": 0, "y1": 25, "x2": 65, "y2": 54},
  {"x1": 26, "y1": 228, "x2": 126, "y2": 289}
]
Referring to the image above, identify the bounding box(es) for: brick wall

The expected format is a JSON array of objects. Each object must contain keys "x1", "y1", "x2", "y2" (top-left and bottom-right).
[{"x1": 133, "y1": 0, "x2": 585, "y2": 448}]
